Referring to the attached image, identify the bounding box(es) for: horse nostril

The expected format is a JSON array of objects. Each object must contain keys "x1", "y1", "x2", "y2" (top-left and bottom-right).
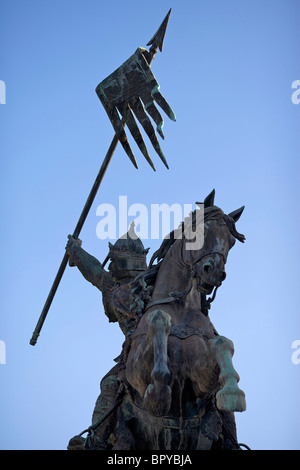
[
  {"x1": 204, "y1": 264, "x2": 211, "y2": 274},
  {"x1": 219, "y1": 271, "x2": 226, "y2": 282}
]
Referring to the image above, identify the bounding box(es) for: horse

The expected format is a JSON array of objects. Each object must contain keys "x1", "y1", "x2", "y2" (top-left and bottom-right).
[{"x1": 109, "y1": 191, "x2": 247, "y2": 450}]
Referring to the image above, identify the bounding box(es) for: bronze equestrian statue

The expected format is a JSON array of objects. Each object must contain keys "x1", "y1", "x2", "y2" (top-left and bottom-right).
[
  {"x1": 67, "y1": 190, "x2": 247, "y2": 450},
  {"x1": 29, "y1": 12, "x2": 249, "y2": 451}
]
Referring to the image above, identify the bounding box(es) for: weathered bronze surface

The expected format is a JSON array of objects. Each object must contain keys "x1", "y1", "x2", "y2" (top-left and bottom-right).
[
  {"x1": 30, "y1": 9, "x2": 249, "y2": 451},
  {"x1": 67, "y1": 191, "x2": 247, "y2": 450},
  {"x1": 96, "y1": 9, "x2": 175, "y2": 171}
]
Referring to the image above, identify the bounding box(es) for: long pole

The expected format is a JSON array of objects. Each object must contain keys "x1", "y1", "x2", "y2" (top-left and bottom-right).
[{"x1": 30, "y1": 131, "x2": 121, "y2": 346}]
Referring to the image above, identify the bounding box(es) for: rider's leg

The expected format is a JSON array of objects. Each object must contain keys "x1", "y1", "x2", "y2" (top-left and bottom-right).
[
  {"x1": 209, "y1": 335, "x2": 246, "y2": 412},
  {"x1": 91, "y1": 374, "x2": 121, "y2": 449}
]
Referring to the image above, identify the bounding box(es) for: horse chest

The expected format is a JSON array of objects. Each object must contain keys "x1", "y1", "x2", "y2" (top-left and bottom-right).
[{"x1": 167, "y1": 330, "x2": 216, "y2": 378}]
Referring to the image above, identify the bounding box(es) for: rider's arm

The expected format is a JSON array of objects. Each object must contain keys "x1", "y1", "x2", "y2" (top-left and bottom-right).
[{"x1": 65, "y1": 235, "x2": 106, "y2": 291}]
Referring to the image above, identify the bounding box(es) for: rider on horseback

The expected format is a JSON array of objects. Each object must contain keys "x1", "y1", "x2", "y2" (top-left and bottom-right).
[
  {"x1": 66, "y1": 192, "x2": 247, "y2": 450},
  {"x1": 65, "y1": 222, "x2": 149, "y2": 450}
]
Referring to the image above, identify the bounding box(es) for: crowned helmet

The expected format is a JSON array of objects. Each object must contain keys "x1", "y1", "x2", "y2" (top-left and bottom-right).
[{"x1": 108, "y1": 222, "x2": 149, "y2": 280}]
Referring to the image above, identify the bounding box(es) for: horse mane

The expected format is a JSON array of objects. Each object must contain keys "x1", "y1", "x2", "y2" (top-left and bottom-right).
[
  {"x1": 149, "y1": 205, "x2": 244, "y2": 268},
  {"x1": 128, "y1": 204, "x2": 245, "y2": 317}
]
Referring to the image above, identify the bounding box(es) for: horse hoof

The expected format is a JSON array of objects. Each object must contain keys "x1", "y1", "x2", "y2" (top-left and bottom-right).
[
  {"x1": 144, "y1": 383, "x2": 172, "y2": 417},
  {"x1": 216, "y1": 385, "x2": 246, "y2": 412}
]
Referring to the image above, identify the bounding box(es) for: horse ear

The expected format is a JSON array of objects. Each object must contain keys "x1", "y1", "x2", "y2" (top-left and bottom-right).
[
  {"x1": 228, "y1": 206, "x2": 245, "y2": 222},
  {"x1": 203, "y1": 189, "x2": 215, "y2": 208}
]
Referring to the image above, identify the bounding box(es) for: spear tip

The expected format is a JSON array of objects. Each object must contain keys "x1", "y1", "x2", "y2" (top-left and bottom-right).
[{"x1": 146, "y1": 8, "x2": 172, "y2": 53}]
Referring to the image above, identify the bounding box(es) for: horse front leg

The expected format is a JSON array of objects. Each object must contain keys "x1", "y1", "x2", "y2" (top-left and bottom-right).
[
  {"x1": 143, "y1": 309, "x2": 172, "y2": 417},
  {"x1": 210, "y1": 336, "x2": 246, "y2": 412}
]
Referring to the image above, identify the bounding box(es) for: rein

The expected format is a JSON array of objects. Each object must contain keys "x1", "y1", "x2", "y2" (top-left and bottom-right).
[{"x1": 183, "y1": 241, "x2": 225, "y2": 313}]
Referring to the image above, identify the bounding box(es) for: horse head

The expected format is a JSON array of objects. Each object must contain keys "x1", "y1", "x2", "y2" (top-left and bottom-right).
[{"x1": 182, "y1": 190, "x2": 245, "y2": 296}]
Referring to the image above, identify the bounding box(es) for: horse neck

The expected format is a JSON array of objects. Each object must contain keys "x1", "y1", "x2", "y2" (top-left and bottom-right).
[
  {"x1": 152, "y1": 239, "x2": 191, "y2": 301},
  {"x1": 150, "y1": 239, "x2": 211, "y2": 329}
]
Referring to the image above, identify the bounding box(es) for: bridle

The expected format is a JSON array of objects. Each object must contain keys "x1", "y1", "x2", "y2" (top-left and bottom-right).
[
  {"x1": 181, "y1": 236, "x2": 227, "y2": 269},
  {"x1": 182, "y1": 244, "x2": 227, "y2": 315},
  {"x1": 146, "y1": 241, "x2": 226, "y2": 314}
]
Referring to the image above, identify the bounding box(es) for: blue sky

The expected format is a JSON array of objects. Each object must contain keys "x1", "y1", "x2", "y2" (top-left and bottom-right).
[{"x1": 0, "y1": 0, "x2": 299, "y2": 450}]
